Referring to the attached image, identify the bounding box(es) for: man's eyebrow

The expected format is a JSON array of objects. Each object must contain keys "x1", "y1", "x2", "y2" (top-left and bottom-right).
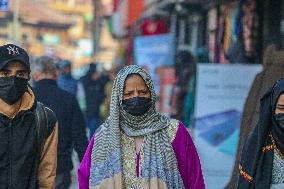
[
  {"x1": 17, "y1": 70, "x2": 28, "y2": 73},
  {"x1": 0, "y1": 68, "x2": 11, "y2": 72},
  {"x1": 276, "y1": 104, "x2": 284, "y2": 107}
]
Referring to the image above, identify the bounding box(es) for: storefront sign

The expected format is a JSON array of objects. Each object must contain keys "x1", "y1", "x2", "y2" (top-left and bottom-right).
[
  {"x1": 194, "y1": 63, "x2": 262, "y2": 189},
  {"x1": 134, "y1": 33, "x2": 175, "y2": 93},
  {"x1": 0, "y1": 0, "x2": 8, "y2": 11}
]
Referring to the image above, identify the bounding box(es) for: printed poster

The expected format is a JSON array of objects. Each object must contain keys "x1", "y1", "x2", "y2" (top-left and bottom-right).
[{"x1": 194, "y1": 64, "x2": 262, "y2": 189}]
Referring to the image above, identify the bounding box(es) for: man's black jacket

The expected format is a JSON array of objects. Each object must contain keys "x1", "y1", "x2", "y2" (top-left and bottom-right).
[{"x1": 33, "y1": 79, "x2": 88, "y2": 174}]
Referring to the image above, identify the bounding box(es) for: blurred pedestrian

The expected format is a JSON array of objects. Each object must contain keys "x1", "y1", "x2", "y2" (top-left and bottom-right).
[
  {"x1": 57, "y1": 59, "x2": 78, "y2": 96},
  {"x1": 171, "y1": 50, "x2": 196, "y2": 128},
  {"x1": 0, "y1": 44, "x2": 58, "y2": 188},
  {"x1": 32, "y1": 56, "x2": 88, "y2": 189},
  {"x1": 99, "y1": 65, "x2": 122, "y2": 120},
  {"x1": 238, "y1": 78, "x2": 284, "y2": 189},
  {"x1": 227, "y1": 45, "x2": 284, "y2": 188},
  {"x1": 78, "y1": 65, "x2": 205, "y2": 189},
  {"x1": 79, "y1": 63, "x2": 106, "y2": 138}
]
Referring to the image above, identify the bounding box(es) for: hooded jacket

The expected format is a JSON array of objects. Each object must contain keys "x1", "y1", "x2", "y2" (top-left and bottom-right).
[{"x1": 0, "y1": 87, "x2": 58, "y2": 189}]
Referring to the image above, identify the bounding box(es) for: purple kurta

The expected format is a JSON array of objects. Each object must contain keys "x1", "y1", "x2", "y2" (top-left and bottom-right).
[{"x1": 78, "y1": 122, "x2": 205, "y2": 189}]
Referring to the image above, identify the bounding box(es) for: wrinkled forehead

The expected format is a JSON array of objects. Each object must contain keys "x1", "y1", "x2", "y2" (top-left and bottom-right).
[
  {"x1": 116, "y1": 66, "x2": 155, "y2": 97},
  {"x1": 124, "y1": 73, "x2": 147, "y2": 87},
  {"x1": 119, "y1": 69, "x2": 149, "y2": 89}
]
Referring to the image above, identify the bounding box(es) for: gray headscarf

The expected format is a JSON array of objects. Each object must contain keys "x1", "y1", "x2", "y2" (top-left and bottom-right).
[{"x1": 90, "y1": 65, "x2": 184, "y2": 189}]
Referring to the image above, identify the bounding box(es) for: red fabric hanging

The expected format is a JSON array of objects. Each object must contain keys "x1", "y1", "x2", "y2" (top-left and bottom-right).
[
  {"x1": 140, "y1": 18, "x2": 169, "y2": 35},
  {"x1": 112, "y1": 0, "x2": 120, "y2": 12}
]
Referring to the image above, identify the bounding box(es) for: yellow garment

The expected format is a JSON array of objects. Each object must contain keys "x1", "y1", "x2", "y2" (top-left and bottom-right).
[
  {"x1": 100, "y1": 81, "x2": 113, "y2": 120},
  {"x1": 223, "y1": 15, "x2": 231, "y2": 53}
]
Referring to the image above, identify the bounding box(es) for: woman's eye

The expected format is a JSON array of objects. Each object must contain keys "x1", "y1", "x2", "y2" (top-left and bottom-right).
[
  {"x1": 0, "y1": 72, "x2": 9, "y2": 77},
  {"x1": 17, "y1": 73, "x2": 24, "y2": 77},
  {"x1": 141, "y1": 90, "x2": 149, "y2": 95}
]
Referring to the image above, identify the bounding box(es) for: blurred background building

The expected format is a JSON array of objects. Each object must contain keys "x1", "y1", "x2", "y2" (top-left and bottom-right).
[{"x1": 1, "y1": 0, "x2": 284, "y2": 69}]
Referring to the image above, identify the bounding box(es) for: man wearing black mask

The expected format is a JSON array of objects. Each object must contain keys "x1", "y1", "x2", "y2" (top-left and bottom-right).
[{"x1": 0, "y1": 44, "x2": 58, "y2": 188}]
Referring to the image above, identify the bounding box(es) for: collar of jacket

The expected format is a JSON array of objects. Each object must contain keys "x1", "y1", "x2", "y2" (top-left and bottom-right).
[{"x1": 35, "y1": 79, "x2": 58, "y2": 87}]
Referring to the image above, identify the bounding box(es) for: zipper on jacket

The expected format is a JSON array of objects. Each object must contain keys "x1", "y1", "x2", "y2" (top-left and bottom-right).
[{"x1": 8, "y1": 120, "x2": 12, "y2": 188}]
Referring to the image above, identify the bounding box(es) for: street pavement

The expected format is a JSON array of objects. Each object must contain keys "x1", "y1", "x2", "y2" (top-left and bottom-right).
[{"x1": 69, "y1": 151, "x2": 80, "y2": 189}]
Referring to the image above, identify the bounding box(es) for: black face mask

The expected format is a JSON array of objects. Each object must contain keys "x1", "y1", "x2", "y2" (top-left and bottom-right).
[
  {"x1": 274, "y1": 113, "x2": 284, "y2": 129},
  {"x1": 122, "y1": 97, "x2": 152, "y2": 116},
  {"x1": 0, "y1": 76, "x2": 28, "y2": 105}
]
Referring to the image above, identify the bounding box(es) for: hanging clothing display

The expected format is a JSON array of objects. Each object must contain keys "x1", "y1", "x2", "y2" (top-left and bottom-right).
[
  {"x1": 140, "y1": 18, "x2": 169, "y2": 36},
  {"x1": 207, "y1": 8, "x2": 218, "y2": 62},
  {"x1": 242, "y1": 0, "x2": 259, "y2": 58},
  {"x1": 215, "y1": 0, "x2": 259, "y2": 63},
  {"x1": 221, "y1": 2, "x2": 239, "y2": 63}
]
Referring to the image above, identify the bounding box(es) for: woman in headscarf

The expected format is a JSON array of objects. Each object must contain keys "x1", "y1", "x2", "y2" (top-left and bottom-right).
[
  {"x1": 238, "y1": 78, "x2": 284, "y2": 189},
  {"x1": 78, "y1": 65, "x2": 204, "y2": 189}
]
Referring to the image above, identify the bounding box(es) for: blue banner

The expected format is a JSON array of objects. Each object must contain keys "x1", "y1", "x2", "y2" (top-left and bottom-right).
[
  {"x1": 134, "y1": 33, "x2": 175, "y2": 67},
  {"x1": 134, "y1": 34, "x2": 175, "y2": 93},
  {"x1": 0, "y1": 0, "x2": 8, "y2": 11}
]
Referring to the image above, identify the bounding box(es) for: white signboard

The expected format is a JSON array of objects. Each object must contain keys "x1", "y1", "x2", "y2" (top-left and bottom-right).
[{"x1": 194, "y1": 63, "x2": 262, "y2": 189}]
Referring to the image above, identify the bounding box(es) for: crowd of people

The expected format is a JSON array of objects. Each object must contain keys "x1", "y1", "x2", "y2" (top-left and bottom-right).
[
  {"x1": 3, "y1": 42, "x2": 283, "y2": 189},
  {"x1": 0, "y1": 43, "x2": 207, "y2": 189}
]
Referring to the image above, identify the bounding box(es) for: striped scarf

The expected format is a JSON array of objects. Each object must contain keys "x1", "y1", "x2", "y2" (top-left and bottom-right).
[{"x1": 90, "y1": 65, "x2": 184, "y2": 189}]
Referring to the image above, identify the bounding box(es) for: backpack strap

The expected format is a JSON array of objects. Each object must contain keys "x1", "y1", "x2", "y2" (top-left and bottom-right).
[
  {"x1": 35, "y1": 102, "x2": 48, "y2": 159},
  {"x1": 34, "y1": 102, "x2": 57, "y2": 186}
]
